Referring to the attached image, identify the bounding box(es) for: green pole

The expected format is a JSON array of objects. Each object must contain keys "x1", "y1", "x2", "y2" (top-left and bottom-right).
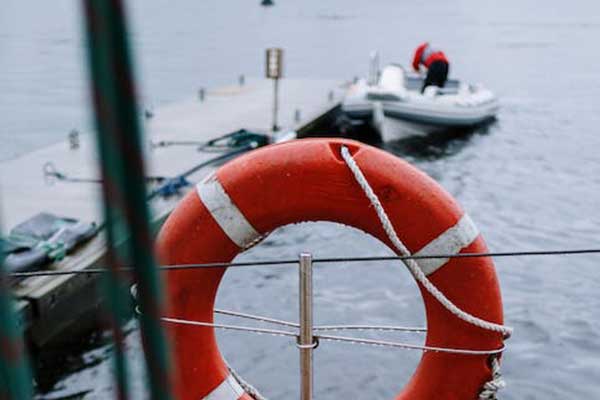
[
  {"x1": 81, "y1": 1, "x2": 173, "y2": 399},
  {"x1": 0, "y1": 235, "x2": 33, "y2": 399}
]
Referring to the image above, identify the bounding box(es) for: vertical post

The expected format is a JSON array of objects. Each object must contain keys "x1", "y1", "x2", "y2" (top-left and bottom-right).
[
  {"x1": 265, "y1": 48, "x2": 283, "y2": 132},
  {"x1": 272, "y1": 78, "x2": 279, "y2": 131},
  {"x1": 298, "y1": 253, "x2": 313, "y2": 400}
]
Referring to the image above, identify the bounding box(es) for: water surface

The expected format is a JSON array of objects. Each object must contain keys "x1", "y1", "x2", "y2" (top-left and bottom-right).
[{"x1": 2, "y1": 1, "x2": 600, "y2": 399}]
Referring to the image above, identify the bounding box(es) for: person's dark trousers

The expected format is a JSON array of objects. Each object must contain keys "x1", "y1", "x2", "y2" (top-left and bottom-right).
[{"x1": 422, "y1": 60, "x2": 449, "y2": 93}]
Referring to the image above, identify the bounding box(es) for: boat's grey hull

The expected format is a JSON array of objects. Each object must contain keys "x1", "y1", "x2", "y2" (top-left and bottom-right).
[
  {"x1": 342, "y1": 100, "x2": 497, "y2": 141},
  {"x1": 382, "y1": 101, "x2": 498, "y2": 127}
]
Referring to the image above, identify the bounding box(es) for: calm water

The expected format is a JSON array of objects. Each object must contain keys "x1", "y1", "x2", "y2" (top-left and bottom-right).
[{"x1": 2, "y1": 1, "x2": 600, "y2": 399}]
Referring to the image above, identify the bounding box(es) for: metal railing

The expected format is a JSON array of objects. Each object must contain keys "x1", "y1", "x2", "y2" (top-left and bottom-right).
[{"x1": 298, "y1": 253, "x2": 315, "y2": 400}]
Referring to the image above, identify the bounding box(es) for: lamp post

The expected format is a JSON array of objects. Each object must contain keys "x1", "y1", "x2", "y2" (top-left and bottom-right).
[{"x1": 266, "y1": 48, "x2": 283, "y2": 132}]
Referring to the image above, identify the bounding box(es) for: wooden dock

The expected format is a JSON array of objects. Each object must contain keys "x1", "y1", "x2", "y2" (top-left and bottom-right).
[{"x1": 0, "y1": 77, "x2": 345, "y2": 349}]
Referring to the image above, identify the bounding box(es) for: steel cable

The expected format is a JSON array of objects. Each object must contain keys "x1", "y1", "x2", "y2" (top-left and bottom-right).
[
  {"x1": 7, "y1": 248, "x2": 600, "y2": 279},
  {"x1": 157, "y1": 314, "x2": 502, "y2": 356}
]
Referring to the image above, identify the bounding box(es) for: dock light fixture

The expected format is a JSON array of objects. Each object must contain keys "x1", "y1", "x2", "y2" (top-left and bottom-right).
[{"x1": 266, "y1": 48, "x2": 283, "y2": 131}]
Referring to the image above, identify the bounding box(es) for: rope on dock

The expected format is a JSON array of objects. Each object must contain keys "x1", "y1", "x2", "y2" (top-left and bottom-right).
[
  {"x1": 43, "y1": 162, "x2": 167, "y2": 185},
  {"x1": 150, "y1": 129, "x2": 269, "y2": 153},
  {"x1": 42, "y1": 137, "x2": 263, "y2": 202},
  {"x1": 340, "y1": 145, "x2": 513, "y2": 338},
  {"x1": 145, "y1": 143, "x2": 259, "y2": 201}
]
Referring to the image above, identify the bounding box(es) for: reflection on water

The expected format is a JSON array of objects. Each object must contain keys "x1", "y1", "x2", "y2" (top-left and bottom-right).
[{"x1": 381, "y1": 121, "x2": 495, "y2": 161}]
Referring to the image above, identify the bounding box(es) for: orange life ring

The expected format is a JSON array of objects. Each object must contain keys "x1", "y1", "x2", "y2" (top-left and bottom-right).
[{"x1": 156, "y1": 138, "x2": 505, "y2": 400}]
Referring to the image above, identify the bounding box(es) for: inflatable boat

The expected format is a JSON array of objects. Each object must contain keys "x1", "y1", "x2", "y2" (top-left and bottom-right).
[{"x1": 342, "y1": 64, "x2": 499, "y2": 140}]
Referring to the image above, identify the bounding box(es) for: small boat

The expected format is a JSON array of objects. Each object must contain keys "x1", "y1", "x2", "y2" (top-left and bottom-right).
[{"x1": 342, "y1": 63, "x2": 499, "y2": 140}]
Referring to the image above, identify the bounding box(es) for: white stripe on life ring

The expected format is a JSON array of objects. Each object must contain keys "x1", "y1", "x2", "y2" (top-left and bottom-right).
[
  {"x1": 196, "y1": 174, "x2": 260, "y2": 249},
  {"x1": 413, "y1": 213, "x2": 480, "y2": 276},
  {"x1": 202, "y1": 374, "x2": 245, "y2": 400}
]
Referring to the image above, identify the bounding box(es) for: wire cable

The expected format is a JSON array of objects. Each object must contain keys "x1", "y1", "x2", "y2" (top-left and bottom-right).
[{"x1": 8, "y1": 248, "x2": 600, "y2": 278}]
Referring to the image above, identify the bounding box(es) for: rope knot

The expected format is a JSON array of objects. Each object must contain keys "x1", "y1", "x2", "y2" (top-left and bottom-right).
[{"x1": 478, "y1": 357, "x2": 505, "y2": 399}]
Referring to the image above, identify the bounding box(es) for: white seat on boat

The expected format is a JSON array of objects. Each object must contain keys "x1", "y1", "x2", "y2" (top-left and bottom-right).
[
  {"x1": 366, "y1": 65, "x2": 407, "y2": 101},
  {"x1": 379, "y1": 65, "x2": 405, "y2": 92}
]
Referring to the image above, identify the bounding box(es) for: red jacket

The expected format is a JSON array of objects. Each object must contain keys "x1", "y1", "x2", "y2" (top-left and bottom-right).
[{"x1": 412, "y1": 42, "x2": 449, "y2": 71}]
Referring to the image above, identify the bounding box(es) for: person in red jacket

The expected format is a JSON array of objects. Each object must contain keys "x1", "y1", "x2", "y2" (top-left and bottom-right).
[{"x1": 412, "y1": 42, "x2": 449, "y2": 93}]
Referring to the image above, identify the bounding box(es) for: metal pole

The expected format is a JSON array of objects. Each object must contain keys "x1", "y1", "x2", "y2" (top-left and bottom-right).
[
  {"x1": 272, "y1": 78, "x2": 280, "y2": 131},
  {"x1": 298, "y1": 253, "x2": 314, "y2": 400}
]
